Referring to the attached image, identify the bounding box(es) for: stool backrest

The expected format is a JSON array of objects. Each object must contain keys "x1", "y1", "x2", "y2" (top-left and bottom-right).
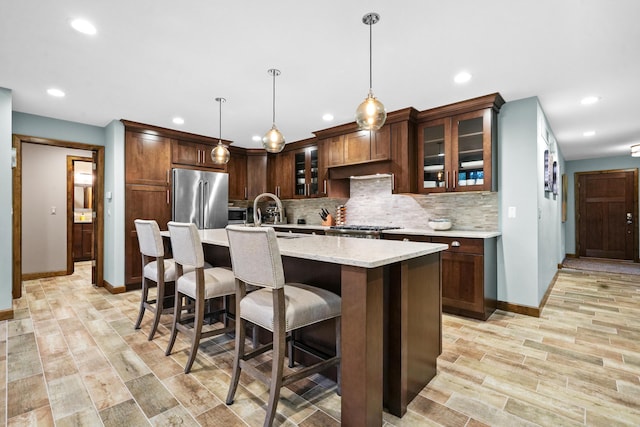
[
  {"x1": 226, "y1": 225, "x2": 285, "y2": 289},
  {"x1": 167, "y1": 221, "x2": 205, "y2": 268},
  {"x1": 134, "y1": 219, "x2": 164, "y2": 258}
]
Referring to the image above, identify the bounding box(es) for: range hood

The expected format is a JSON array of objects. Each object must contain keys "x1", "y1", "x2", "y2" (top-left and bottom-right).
[{"x1": 328, "y1": 159, "x2": 393, "y2": 180}]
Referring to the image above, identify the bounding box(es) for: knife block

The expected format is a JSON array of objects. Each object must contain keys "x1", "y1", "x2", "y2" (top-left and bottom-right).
[{"x1": 321, "y1": 214, "x2": 335, "y2": 226}]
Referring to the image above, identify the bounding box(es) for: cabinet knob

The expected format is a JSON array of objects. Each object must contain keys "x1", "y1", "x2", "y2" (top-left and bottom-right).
[{"x1": 451, "y1": 240, "x2": 461, "y2": 247}]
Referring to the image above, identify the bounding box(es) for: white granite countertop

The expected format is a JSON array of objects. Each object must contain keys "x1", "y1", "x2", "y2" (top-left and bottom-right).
[
  {"x1": 162, "y1": 228, "x2": 447, "y2": 269},
  {"x1": 265, "y1": 224, "x2": 500, "y2": 239}
]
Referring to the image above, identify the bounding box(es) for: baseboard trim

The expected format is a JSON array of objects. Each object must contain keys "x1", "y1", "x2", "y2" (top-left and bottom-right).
[
  {"x1": 0, "y1": 308, "x2": 15, "y2": 321},
  {"x1": 22, "y1": 270, "x2": 67, "y2": 281},
  {"x1": 103, "y1": 280, "x2": 126, "y2": 294},
  {"x1": 497, "y1": 270, "x2": 560, "y2": 318}
]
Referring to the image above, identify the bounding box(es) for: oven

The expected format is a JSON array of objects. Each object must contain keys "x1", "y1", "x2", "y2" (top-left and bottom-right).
[{"x1": 324, "y1": 225, "x2": 401, "y2": 239}]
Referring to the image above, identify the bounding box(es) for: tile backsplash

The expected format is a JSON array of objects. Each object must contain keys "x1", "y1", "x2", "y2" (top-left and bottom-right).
[{"x1": 231, "y1": 175, "x2": 498, "y2": 231}]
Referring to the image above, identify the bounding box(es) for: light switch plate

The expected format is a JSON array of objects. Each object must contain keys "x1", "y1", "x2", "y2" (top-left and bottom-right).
[{"x1": 507, "y1": 206, "x2": 516, "y2": 218}]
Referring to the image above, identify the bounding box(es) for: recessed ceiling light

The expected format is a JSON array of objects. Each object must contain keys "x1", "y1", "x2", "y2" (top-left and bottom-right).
[
  {"x1": 71, "y1": 18, "x2": 97, "y2": 35},
  {"x1": 322, "y1": 114, "x2": 334, "y2": 121},
  {"x1": 583, "y1": 130, "x2": 596, "y2": 137},
  {"x1": 580, "y1": 96, "x2": 600, "y2": 106},
  {"x1": 47, "y1": 88, "x2": 65, "y2": 97},
  {"x1": 252, "y1": 135, "x2": 262, "y2": 142},
  {"x1": 172, "y1": 117, "x2": 184, "y2": 125},
  {"x1": 454, "y1": 71, "x2": 472, "y2": 84}
]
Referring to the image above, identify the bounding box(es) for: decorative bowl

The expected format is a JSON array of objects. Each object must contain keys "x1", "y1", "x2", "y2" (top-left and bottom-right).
[{"x1": 428, "y1": 219, "x2": 452, "y2": 230}]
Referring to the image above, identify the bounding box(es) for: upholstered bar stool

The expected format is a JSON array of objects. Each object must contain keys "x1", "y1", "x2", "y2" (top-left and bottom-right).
[
  {"x1": 165, "y1": 221, "x2": 236, "y2": 373},
  {"x1": 133, "y1": 219, "x2": 180, "y2": 341},
  {"x1": 225, "y1": 225, "x2": 341, "y2": 427}
]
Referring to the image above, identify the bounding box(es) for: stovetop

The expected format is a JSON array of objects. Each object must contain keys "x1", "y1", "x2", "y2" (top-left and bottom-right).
[{"x1": 329, "y1": 225, "x2": 402, "y2": 231}]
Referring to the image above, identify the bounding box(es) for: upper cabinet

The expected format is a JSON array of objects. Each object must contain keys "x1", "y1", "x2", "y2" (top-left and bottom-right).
[
  {"x1": 172, "y1": 139, "x2": 227, "y2": 170},
  {"x1": 417, "y1": 93, "x2": 504, "y2": 193},
  {"x1": 125, "y1": 130, "x2": 172, "y2": 186},
  {"x1": 325, "y1": 127, "x2": 390, "y2": 168},
  {"x1": 267, "y1": 151, "x2": 294, "y2": 200},
  {"x1": 227, "y1": 147, "x2": 248, "y2": 200},
  {"x1": 293, "y1": 146, "x2": 321, "y2": 198}
]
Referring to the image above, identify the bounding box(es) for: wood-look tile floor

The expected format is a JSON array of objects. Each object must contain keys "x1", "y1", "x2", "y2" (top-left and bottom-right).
[{"x1": 2, "y1": 263, "x2": 639, "y2": 426}]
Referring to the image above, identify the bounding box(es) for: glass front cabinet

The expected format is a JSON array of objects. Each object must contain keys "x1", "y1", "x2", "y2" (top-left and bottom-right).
[
  {"x1": 418, "y1": 102, "x2": 499, "y2": 193},
  {"x1": 293, "y1": 146, "x2": 321, "y2": 198}
]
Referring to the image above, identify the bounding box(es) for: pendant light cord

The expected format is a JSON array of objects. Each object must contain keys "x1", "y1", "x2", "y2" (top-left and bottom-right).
[
  {"x1": 369, "y1": 18, "x2": 373, "y2": 91},
  {"x1": 272, "y1": 71, "x2": 276, "y2": 125},
  {"x1": 219, "y1": 99, "x2": 222, "y2": 142}
]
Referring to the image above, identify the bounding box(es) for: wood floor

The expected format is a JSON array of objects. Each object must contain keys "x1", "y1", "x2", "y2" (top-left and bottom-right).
[{"x1": 2, "y1": 264, "x2": 639, "y2": 426}]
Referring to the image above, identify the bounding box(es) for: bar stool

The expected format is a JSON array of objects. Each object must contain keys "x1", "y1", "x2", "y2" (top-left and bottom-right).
[
  {"x1": 165, "y1": 221, "x2": 236, "y2": 374},
  {"x1": 133, "y1": 219, "x2": 180, "y2": 341},
  {"x1": 225, "y1": 225, "x2": 341, "y2": 427}
]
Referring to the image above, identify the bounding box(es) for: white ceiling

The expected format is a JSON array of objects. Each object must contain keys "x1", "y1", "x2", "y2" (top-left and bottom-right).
[{"x1": 2, "y1": 0, "x2": 639, "y2": 161}]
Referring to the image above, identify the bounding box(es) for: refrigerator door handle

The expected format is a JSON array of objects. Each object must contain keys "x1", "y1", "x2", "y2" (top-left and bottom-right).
[{"x1": 203, "y1": 180, "x2": 209, "y2": 228}]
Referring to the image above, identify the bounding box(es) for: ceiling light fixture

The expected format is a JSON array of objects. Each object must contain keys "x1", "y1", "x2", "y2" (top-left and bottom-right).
[
  {"x1": 172, "y1": 117, "x2": 184, "y2": 125},
  {"x1": 631, "y1": 144, "x2": 640, "y2": 157},
  {"x1": 355, "y1": 12, "x2": 386, "y2": 131},
  {"x1": 322, "y1": 113, "x2": 334, "y2": 121},
  {"x1": 580, "y1": 96, "x2": 600, "y2": 106},
  {"x1": 71, "y1": 18, "x2": 97, "y2": 35},
  {"x1": 47, "y1": 88, "x2": 65, "y2": 97},
  {"x1": 211, "y1": 97, "x2": 230, "y2": 165},
  {"x1": 583, "y1": 130, "x2": 596, "y2": 137},
  {"x1": 262, "y1": 68, "x2": 286, "y2": 153},
  {"x1": 252, "y1": 135, "x2": 262, "y2": 142},
  {"x1": 454, "y1": 71, "x2": 472, "y2": 84}
]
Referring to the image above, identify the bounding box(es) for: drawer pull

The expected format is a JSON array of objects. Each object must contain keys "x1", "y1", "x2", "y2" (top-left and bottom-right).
[{"x1": 451, "y1": 240, "x2": 461, "y2": 247}]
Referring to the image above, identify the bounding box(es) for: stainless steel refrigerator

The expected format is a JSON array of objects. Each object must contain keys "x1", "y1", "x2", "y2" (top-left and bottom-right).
[{"x1": 172, "y1": 168, "x2": 229, "y2": 229}]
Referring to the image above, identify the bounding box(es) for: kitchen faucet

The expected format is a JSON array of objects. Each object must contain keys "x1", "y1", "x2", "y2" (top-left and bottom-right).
[{"x1": 253, "y1": 192, "x2": 284, "y2": 226}]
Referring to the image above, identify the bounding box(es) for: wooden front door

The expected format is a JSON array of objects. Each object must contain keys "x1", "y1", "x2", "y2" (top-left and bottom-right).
[{"x1": 577, "y1": 169, "x2": 638, "y2": 260}]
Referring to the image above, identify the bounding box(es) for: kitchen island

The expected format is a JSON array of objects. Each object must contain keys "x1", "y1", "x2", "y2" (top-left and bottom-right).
[{"x1": 165, "y1": 228, "x2": 447, "y2": 426}]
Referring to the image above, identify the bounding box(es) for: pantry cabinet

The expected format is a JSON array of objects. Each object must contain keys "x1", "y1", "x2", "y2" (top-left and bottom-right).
[{"x1": 417, "y1": 93, "x2": 504, "y2": 194}]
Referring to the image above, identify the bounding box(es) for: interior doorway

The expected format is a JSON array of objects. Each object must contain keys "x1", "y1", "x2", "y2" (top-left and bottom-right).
[
  {"x1": 11, "y1": 134, "x2": 104, "y2": 299},
  {"x1": 576, "y1": 168, "x2": 638, "y2": 261},
  {"x1": 67, "y1": 156, "x2": 96, "y2": 281}
]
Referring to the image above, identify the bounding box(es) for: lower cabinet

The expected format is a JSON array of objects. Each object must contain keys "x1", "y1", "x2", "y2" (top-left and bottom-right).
[
  {"x1": 385, "y1": 234, "x2": 496, "y2": 320},
  {"x1": 73, "y1": 222, "x2": 93, "y2": 261}
]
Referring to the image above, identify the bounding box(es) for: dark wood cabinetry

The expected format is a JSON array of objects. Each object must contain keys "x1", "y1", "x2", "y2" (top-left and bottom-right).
[
  {"x1": 246, "y1": 151, "x2": 267, "y2": 200},
  {"x1": 315, "y1": 107, "x2": 417, "y2": 195},
  {"x1": 227, "y1": 147, "x2": 248, "y2": 200},
  {"x1": 417, "y1": 93, "x2": 504, "y2": 193},
  {"x1": 172, "y1": 139, "x2": 226, "y2": 170},
  {"x1": 267, "y1": 151, "x2": 294, "y2": 199},
  {"x1": 73, "y1": 222, "x2": 93, "y2": 261},
  {"x1": 384, "y1": 233, "x2": 496, "y2": 320},
  {"x1": 292, "y1": 146, "x2": 321, "y2": 198}
]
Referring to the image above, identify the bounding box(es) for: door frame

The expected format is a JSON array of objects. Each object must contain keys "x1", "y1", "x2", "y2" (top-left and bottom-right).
[
  {"x1": 12, "y1": 134, "x2": 105, "y2": 299},
  {"x1": 575, "y1": 168, "x2": 639, "y2": 262}
]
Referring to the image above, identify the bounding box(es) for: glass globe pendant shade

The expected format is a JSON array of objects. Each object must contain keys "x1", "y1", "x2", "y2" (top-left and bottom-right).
[
  {"x1": 262, "y1": 124, "x2": 286, "y2": 153},
  {"x1": 211, "y1": 141, "x2": 230, "y2": 164},
  {"x1": 355, "y1": 90, "x2": 387, "y2": 131}
]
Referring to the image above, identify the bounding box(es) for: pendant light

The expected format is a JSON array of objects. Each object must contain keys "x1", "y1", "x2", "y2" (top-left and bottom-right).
[
  {"x1": 211, "y1": 97, "x2": 230, "y2": 165},
  {"x1": 355, "y1": 12, "x2": 387, "y2": 131},
  {"x1": 262, "y1": 68, "x2": 286, "y2": 153}
]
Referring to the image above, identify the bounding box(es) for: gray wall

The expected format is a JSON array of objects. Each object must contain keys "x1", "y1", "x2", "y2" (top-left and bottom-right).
[
  {"x1": 498, "y1": 97, "x2": 565, "y2": 308},
  {"x1": 564, "y1": 155, "x2": 640, "y2": 257},
  {"x1": 104, "y1": 120, "x2": 126, "y2": 287},
  {"x1": 0, "y1": 87, "x2": 12, "y2": 311},
  {"x1": 21, "y1": 144, "x2": 93, "y2": 274}
]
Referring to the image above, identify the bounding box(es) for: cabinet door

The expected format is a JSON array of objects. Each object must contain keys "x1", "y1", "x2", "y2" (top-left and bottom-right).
[
  {"x1": 73, "y1": 223, "x2": 83, "y2": 261},
  {"x1": 268, "y1": 152, "x2": 294, "y2": 199},
  {"x1": 293, "y1": 147, "x2": 321, "y2": 198},
  {"x1": 371, "y1": 125, "x2": 391, "y2": 161},
  {"x1": 452, "y1": 109, "x2": 492, "y2": 191},
  {"x1": 344, "y1": 131, "x2": 371, "y2": 164},
  {"x1": 125, "y1": 131, "x2": 171, "y2": 186},
  {"x1": 246, "y1": 153, "x2": 267, "y2": 200},
  {"x1": 326, "y1": 136, "x2": 344, "y2": 167},
  {"x1": 440, "y1": 251, "x2": 484, "y2": 314},
  {"x1": 227, "y1": 151, "x2": 248, "y2": 200},
  {"x1": 418, "y1": 118, "x2": 451, "y2": 193},
  {"x1": 81, "y1": 223, "x2": 93, "y2": 260},
  {"x1": 125, "y1": 184, "x2": 172, "y2": 286}
]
